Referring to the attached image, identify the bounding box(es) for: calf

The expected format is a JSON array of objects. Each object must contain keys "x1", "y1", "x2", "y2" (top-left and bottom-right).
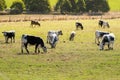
[
  {"x1": 21, "y1": 34, "x2": 47, "y2": 54},
  {"x1": 69, "y1": 31, "x2": 76, "y2": 41},
  {"x1": 98, "y1": 33, "x2": 115, "y2": 50},
  {"x1": 31, "y1": 20, "x2": 40, "y2": 27},
  {"x1": 76, "y1": 22, "x2": 83, "y2": 30},
  {"x1": 2, "y1": 30, "x2": 15, "y2": 43},
  {"x1": 95, "y1": 30, "x2": 109, "y2": 44},
  {"x1": 98, "y1": 20, "x2": 110, "y2": 28}
]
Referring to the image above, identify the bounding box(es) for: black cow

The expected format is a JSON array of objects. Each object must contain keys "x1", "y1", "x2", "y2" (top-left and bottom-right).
[
  {"x1": 2, "y1": 30, "x2": 15, "y2": 43},
  {"x1": 76, "y1": 22, "x2": 83, "y2": 30},
  {"x1": 31, "y1": 20, "x2": 40, "y2": 27},
  {"x1": 98, "y1": 20, "x2": 110, "y2": 28},
  {"x1": 21, "y1": 34, "x2": 47, "y2": 54}
]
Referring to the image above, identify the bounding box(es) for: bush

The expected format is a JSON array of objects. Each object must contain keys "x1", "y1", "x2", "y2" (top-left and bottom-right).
[
  {"x1": 10, "y1": 1, "x2": 24, "y2": 14},
  {"x1": 0, "y1": 0, "x2": 7, "y2": 11},
  {"x1": 23, "y1": 0, "x2": 51, "y2": 13}
]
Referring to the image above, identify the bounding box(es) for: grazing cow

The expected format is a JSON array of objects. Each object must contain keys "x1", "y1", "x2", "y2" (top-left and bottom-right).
[
  {"x1": 98, "y1": 33, "x2": 115, "y2": 50},
  {"x1": 95, "y1": 30, "x2": 109, "y2": 44},
  {"x1": 2, "y1": 30, "x2": 15, "y2": 43},
  {"x1": 76, "y1": 22, "x2": 83, "y2": 30},
  {"x1": 21, "y1": 34, "x2": 47, "y2": 54},
  {"x1": 69, "y1": 31, "x2": 76, "y2": 41},
  {"x1": 98, "y1": 20, "x2": 110, "y2": 28},
  {"x1": 47, "y1": 30, "x2": 63, "y2": 48},
  {"x1": 31, "y1": 20, "x2": 40, "y2": 27}
]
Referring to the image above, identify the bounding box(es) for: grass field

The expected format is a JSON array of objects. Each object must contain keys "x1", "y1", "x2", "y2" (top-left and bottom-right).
[
  {"x1": 0, "y1": 19, "x2": 120, "y2": 80},
  {"x1": 4, "y1": 0, "x2": 120, "y2": 11},
  {"x1": 108, "y1": 0, "x2": 120, "y2": 11}
]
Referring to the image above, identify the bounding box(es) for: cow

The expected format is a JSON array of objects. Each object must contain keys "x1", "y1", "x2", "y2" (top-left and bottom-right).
[
  {"x1": 47, "y1": 30, "x2": 63, "y2": 48},
  {"x1": 98, "y1": 20, "x2": 110, "y2": 28},
  {"x1": 2, "y1": 30, "x2": 15, "y2": 43},
  {"x1": 31, "y1": 20, "x2": 40, "y2": 27},
  {"x1": 95, "y1": 30, "x2": 109, "y2": 44},
  {"x1": 69, "y1": 31, "x2": 76, "y2": 41},
  {"x1": 47, "y1": 30, "x2": 63, "y2": 44},
  {"x1": 21, "y1": 34, "x2": 47, "y2": 54},
  {"x1": 75, "y1": 22, "x2": 83, "y2": 30},
  {"x1": 98, "y1": 33, "x2": 115, "y2": 50},
  {"x1": 48, "y1": 33, "x2": 58, "y2": 48}
]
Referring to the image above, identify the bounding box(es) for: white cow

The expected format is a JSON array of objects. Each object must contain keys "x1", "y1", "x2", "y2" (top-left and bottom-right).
[{"x1": 47, "y1": 30, "x2": 63, "y2": 48}]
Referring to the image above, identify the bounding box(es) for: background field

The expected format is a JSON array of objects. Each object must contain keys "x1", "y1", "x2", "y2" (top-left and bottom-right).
[
  {"x1": 5, "y1": 0, "x2": 120, "y2": 11},
  {"x1": 0, "y1": 19, "x2": 120, "y2": 80}
]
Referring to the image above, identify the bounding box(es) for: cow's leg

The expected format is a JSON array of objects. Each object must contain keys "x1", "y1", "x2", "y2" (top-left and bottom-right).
[
  {"x1": 35, "y1": 44, "x2": 40, "y2": 54},
  {"x1": 108, "y1": 43, "x2": 110, "y2": 49},
  {"x1": 24, "y1": 43, "x2": 29, "y2": 54},
  {"x1": 4, "y1": 36, "x2": 7, "y2": 43},
  {"x1": 11, "y1": 37, "x2": 12, "y2": 43},
  {"x1": 6, "y1": 37, "x2": 9, "y2": 43},
  {"x1": 13, "y1": 36, "x2": 15, "y2": 43},
  {"x1": 21, "y1": 43, "x2": 24, "y2": 53}
]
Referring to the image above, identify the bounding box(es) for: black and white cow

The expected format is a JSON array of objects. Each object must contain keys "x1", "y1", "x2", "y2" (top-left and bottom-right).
[
  {"x1": 95, "y1": 30, "x2": 109, "y2": 44},
  {"x1": 98, "y1": 33, "x2": 115, "y2": 50},
  {"x1": 47, "y1": 30, "x2": 63, "y2": 48},
  {"x1": 31, "y1": 20, "x2": 40, "y2": 27},
  {"x1": 69, "y1": 31, "x2": 76, "y2": 41},
  {"x1": 76, "y1": 22, "x2": 83, "y2": 30},
  {"x1": 21, "y1": 34, "x2": 47, "y2": 54},
  {"x1": 98, "y1": 20, "x2": 110, "y2": 28},
  {"x1": 2, "y1": 30, "x2": 15, "y2": 43},
  {"x1": 47, "y1": 30, "x2": 63, "y2": 43}
]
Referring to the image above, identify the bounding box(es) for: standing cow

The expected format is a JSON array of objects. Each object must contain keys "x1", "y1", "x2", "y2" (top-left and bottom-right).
[
  {"x1": 98, "y1": 20, "x2": 110, "y2": 28},
  {"x1": 47, "y1": 30, "x2": 63, "y2": 48},
  {"x1": 31, "y1": 20, "x2": 40, "y2": 27},
  {"x1": 2, "y1": 30, "x2": 15, "y2": 43},
  {"x1": 95, "y1": 30, "x2": 109, "y2": 44}
]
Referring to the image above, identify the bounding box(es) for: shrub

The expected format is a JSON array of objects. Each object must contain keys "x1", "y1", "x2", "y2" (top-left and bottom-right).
[{"x1": 10, "y1": 1, "x2": 24, "y2": 14}]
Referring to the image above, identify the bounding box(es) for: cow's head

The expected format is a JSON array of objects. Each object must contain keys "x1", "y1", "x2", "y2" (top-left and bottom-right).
[{"x1": 42, "y1": 46, "x2": 47, "y2": 53}]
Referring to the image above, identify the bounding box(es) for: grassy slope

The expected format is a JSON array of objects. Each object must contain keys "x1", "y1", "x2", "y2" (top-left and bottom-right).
[
  {"x1": 108, "y1": 0, "x2": 120, "y2": 11},
  {"x1": 0, "y1": 19, "x2": 120, "y2": 80},
  {"x1": 5, "y1": 0, "x2": 120, "y2": 11}
]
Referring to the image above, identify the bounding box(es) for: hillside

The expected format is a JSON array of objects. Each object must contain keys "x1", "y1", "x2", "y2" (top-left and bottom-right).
[{"x1": 4, "y1": 0, "x2": 120, "y2": 11}]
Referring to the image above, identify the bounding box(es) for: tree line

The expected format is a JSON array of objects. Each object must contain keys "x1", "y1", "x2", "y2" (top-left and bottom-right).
[{"x1": 0, "y1": 0, "x2": 110, "y2": 14}]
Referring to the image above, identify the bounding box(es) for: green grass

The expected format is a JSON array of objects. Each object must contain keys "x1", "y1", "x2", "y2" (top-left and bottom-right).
[
  {"x1": 0, "y1": 19, "x2": 120, "y2": 80},
  {"x1": 108, "y1": 0, "x2": 120, "y2": 11},
  {"x1": 4, "y1": 0, "x2": 120, "y2": 11}
]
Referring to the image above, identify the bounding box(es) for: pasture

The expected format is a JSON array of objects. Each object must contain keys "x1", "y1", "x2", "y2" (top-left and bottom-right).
[{"x1": 0, "y1": 18, "x2": 120, "y2": 80}]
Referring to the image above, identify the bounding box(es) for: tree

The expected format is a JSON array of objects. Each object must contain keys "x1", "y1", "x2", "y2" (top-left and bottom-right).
[
  {"x1": 10, "y1": 1, "x2": 24, "y2": 14},
  {"x1": 0, "y1": 0, "x2": 7, "y2": 11},
  {"x1": 54, "y1": 0, "x2": 71, "y2": 14},
  {"x1": 69, "y1": 0, "x2": 77, "y2": 12},
  {"x1": 76, "y1": 0, "x2": 86, "y2": 13},
  {"x1": 23, "y1": 0, "x2": 51, "y2": 13},
  {"x1": 85, "y1": 0, "x2": 110, "y2": 12}
]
